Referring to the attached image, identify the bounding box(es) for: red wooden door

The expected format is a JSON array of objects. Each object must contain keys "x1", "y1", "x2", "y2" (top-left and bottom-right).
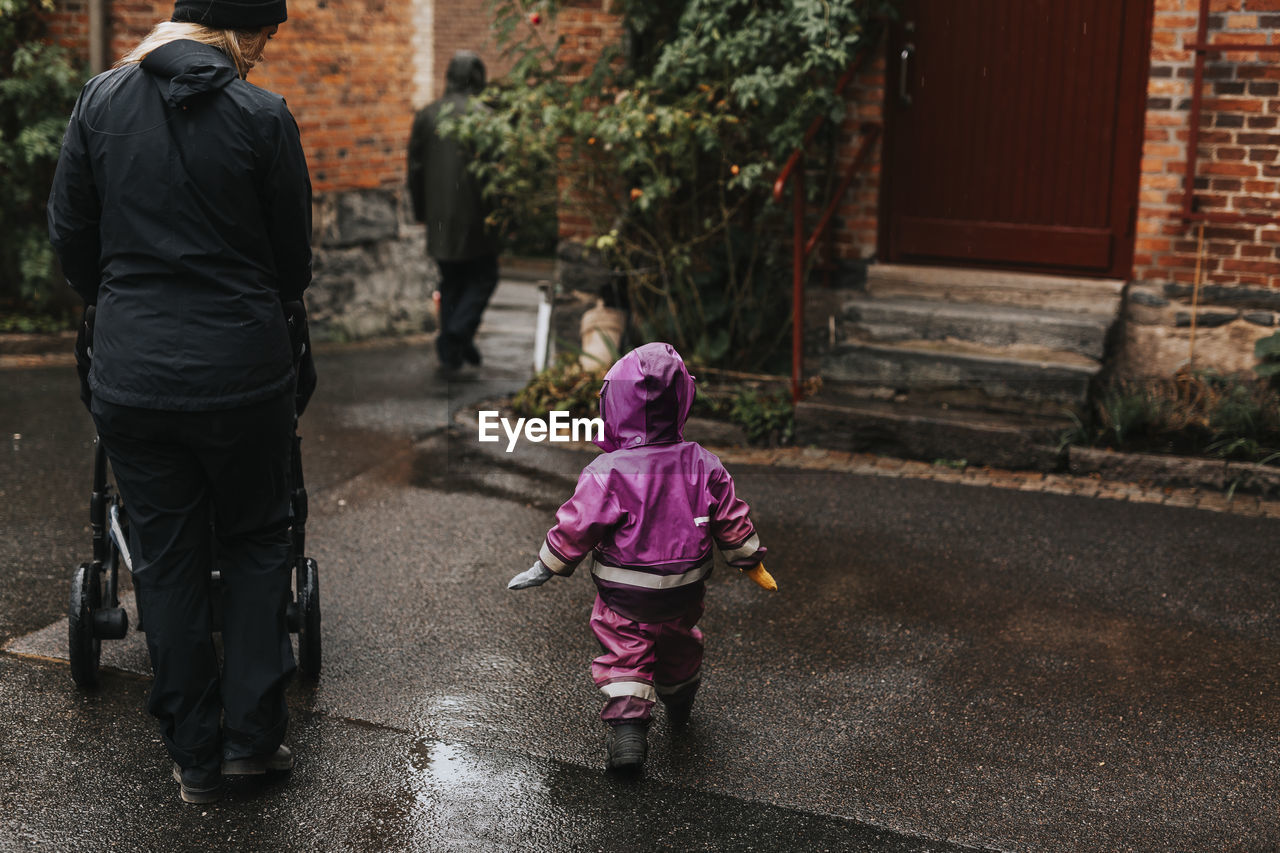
[{"x1": 881, "y1": 0, "x2": 1152, "y2": 278}]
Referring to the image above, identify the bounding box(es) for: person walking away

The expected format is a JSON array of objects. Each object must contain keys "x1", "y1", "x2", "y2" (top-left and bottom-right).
[
  {"x1": 47, "y1": 0, "x2": 311, "y2": 804},
  {"x1": 507, "y1": 342, "x2": 777, "y2": 771},
  {"x1": 407, "y1": 50, "x2": 500, "y2": 375}
]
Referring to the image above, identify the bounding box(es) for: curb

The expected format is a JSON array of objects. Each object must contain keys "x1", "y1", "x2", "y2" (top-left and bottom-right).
[
  {"x1": 8, "y1": 335, "x2": 1279, "y2": 513},
  {"x1": 1067, "y1": 445, "x2": 1280, "y2": 499},
  {"x1": 0, "y1": 330, "x2": 76, "y2": 357},
  {"x1": 453, "y1": 401, "x2": 1280, "y2": 520}
]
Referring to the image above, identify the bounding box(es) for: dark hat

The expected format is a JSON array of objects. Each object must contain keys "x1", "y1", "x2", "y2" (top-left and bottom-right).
[{"x1": 171, "y1": 0, "x2": 287, "y2": 30}]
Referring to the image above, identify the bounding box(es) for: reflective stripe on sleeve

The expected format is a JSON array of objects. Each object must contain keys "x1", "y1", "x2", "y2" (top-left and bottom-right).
[
  {"x1": 720, "y1": 533, "x2": 761, "y2": 564},
  {"x1": 693, "y1": 516, "x2": 710, "y2": 526},
  {"x1": 591, "y1": 560, "x2": 711, "y2": 590},
  {"x1": 539, "y1": 541, "x2": 574, "y2": 575},
  {"x1": 599, "y1": 680, "x2": 657, "y2": 702}
]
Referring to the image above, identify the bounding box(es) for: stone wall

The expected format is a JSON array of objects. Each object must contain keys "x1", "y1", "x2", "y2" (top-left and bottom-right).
[
  {"x1": 1115, "y1": 279, "x2": 1278, "y2": 376},
  {"x1": 309, "y1": 189, "x2": 436, "y2": 341}
]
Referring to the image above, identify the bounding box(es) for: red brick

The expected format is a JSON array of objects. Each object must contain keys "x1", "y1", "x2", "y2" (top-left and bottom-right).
[
  {"x1": 1205, "y1": 162, "x2": 1259, "y2": 176},
  {"x1": 1202, "y1": 97, "x2": 1266, "y2": 113},
  {"x1": 1224, "y1": 259, "x2": 1280, "y2": 273}
]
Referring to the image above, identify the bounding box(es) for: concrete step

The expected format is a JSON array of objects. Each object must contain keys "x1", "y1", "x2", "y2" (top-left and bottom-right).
[
  {"x1": 818, "y1": 339, "x2": 1100, "y2": 406},
  {"x1": 866, "y1": 263, "x2": 1124, "y2": 316},
  {"x1": 844, "y1": 296, "x2": 1114, "y2": 360},
  {"x1": 794, "y1": 394, "x2": 1073, "y2": 471}
]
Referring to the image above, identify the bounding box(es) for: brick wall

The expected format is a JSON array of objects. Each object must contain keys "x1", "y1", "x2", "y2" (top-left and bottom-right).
[
  {"x1": 553, "y1": 0, "x2": 625, "y2": 242},
  {"x1": 827, "y1": 52, "x2": 885, "y2": 271},
  {"x1": 425, "y1": 1, "x2": 520, "y2": 108},
  {"x1": 1136, "y1": 0, "x2": 1280, "y2": 291},
  {"x1": 44, "y1": 0, "x2": 90, "y2": 54},
  {"x1": 1114, "y1": 0, "x2": 1280, "y2": 377},
  {"x1": 41, "y1": 0, "x2": 513, "y2": 339},
  {"x1": 48, "y1": 0, "x2": 510, "y2": 194}
]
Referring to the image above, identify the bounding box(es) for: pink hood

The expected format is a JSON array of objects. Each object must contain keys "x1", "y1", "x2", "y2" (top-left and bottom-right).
[{"x1": 595, "y1": 342, "x2": 696, "y2": 453}]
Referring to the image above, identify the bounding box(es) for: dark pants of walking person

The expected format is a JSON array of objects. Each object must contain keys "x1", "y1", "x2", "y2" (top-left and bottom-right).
[
  {"x1": 435, "y1": 253, "x2": 498, "y2": 370},
  {"x1": 91, "y1": 392, "x2": 297, "y2": 774}
]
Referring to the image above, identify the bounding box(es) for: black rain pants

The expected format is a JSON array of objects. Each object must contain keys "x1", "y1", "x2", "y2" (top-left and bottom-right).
[
  {"x1": 435, "y1": 253, "x2": 499, "y2": 369},
  {"x1": 91, "y1": 392, "x2": 296, "y2": 773}
]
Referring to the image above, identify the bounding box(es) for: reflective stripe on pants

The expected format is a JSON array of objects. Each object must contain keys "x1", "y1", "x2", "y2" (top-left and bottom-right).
[{"x1": 589, "y1": 595, "x2": 703, "y2": 724}]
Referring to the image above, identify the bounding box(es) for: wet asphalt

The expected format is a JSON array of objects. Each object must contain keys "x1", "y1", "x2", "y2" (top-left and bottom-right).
[{"x1": 1, "y1": 280, "x2": 1278, "y2": 852}]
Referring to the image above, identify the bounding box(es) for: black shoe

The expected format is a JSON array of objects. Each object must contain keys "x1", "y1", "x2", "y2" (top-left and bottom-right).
[
  {"x1": 171, "y1": 763, "x2": 223, "y2": 804},
  {"x1": 222, "y1": 745, "x2": 293, "y2": 776},
  {"x1": 665, "y1": 696, "x2": 695, "y2": 728},
  {"x1": 462, "y1": 343, "x2": 482, "y2": 366},
  {"x1": 606, "y1": 723, "x2": 648, "y2": 771}
]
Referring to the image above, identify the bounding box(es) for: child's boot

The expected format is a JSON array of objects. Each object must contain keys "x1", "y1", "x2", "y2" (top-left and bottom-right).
[
  {"x1": 606, "y1": 722, "x2": 648, "y2": 771},
  {"x1": 660, "y1": 678, "x2": 700, "y2": 729},
  {"x1": 665, "y1": 693, "x2": 696, "y2": 728}
]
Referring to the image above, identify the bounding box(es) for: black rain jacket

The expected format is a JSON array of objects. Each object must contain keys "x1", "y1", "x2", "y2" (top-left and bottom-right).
[
  {"x1": 406, "y1": 51, "x2": 497, "y2": 262},
  {"x1": 48, "y1": 39, "x2": 312, "y2": 411}
]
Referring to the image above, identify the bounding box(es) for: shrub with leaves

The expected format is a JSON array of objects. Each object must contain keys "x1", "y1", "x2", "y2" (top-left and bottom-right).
[
  {"x1": 511, "y1": 352, "x2": 602, "y2": 420},
  {"x1": 0, "y1": 0, "x2": 84, "y2": 313},
  {"x1": 727, "y1": 386, "x2": 794, "y2": 446},
  {"x1": 1068, "y1": 370, "x2": 1280, "y2": 462},
  {"x1": 448, "y1": 0, "x2": 894, "y2": 370},
  {"x1": 1254, "y1": 330, "x2": 1280, "y2": 390}
]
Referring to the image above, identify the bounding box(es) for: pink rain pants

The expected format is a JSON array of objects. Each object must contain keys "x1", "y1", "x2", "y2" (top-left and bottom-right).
[{"x1": 590, "y1": 595, "x2": 704, "y2": 724}]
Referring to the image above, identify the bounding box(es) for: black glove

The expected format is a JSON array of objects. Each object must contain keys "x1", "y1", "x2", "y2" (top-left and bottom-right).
[
  {"x1": 74, "y1": 305, "x2": 96, "y2": 410},
  {"x1": 282, "y1": 301, "x2": 316, "y2": 416}
]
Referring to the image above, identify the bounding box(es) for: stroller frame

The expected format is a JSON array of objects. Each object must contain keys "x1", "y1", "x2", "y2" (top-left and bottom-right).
[{"x1": 68, "y1": 422, "x2": 322, "y2": 688}]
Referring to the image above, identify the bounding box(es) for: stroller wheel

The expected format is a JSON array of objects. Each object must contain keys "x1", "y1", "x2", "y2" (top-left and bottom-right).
[
  {"x1": 69, "y1": 562, "x2": 102, "y2": 688},
  {"x1": 296, "y1": 558, "x2": 321, "y2": 678}
]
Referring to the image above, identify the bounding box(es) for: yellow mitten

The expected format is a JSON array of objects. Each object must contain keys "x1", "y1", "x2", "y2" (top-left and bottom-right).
[{"x1": 745, "y1": 562, "x2": 777, "y2": 591}]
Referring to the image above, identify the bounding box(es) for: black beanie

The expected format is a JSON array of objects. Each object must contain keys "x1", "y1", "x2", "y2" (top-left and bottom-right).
[{"x1": 171, "y1": 0, "x2": 287, "y2": 30}]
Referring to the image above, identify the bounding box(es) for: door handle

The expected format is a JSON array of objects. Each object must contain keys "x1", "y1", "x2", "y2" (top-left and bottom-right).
[{"x1": 899, "y1": 42, "x2": 915, "y2": 105}]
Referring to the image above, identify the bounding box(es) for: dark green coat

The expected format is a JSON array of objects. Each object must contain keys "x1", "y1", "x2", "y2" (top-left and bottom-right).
[{"x1": 407, "y1": 52, "x2": 497, "y2": 261}]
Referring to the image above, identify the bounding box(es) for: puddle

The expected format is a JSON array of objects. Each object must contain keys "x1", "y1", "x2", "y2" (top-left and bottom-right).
[
  {"x1": 393, "y1": 736, "x2": 974, "y2": 852},
  {"x1": 408, "y1": 430, "x2": 578, "y2": 513},
  {"x1": 403, "y1": 740, "x2": 566, "y2": 851}
]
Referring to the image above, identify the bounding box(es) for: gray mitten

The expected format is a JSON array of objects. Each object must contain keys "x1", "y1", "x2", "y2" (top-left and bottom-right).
[{"x1": 508, "y1": 560, "x2": 555, "y2": 590}]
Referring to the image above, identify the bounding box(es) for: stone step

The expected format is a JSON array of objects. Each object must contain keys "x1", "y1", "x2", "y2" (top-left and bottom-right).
[
  {"x1": 844, "y1": 296, "x2": 1114, "y2": 360},
  {"x1": 794, "y1": 394, "x2": 1073, "y2": 471},
  {"x1": 866, "y1": 263, "x2": 1124, "y2": 316},
  {"x1": 818, "y1": 339, "x2": 1100, "y2": 406}
]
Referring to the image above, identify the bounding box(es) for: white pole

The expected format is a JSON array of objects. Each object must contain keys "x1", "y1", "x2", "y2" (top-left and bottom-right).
[{"x1": 533, "y1": 281, "x2": 553, "y2": 373}]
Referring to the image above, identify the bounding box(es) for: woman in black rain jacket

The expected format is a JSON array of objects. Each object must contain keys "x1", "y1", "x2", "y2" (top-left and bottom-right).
[{"x1": 47, "y1": 0, "x2": 310, "y2": 805}]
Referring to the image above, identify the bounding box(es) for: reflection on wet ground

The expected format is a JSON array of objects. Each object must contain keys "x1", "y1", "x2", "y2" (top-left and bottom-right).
[
  {"x1": 408, "y1": 428, "x2": 578, "y2": 513},
  {"x1": 398, "y1": 735, "x2": 976, "y2": 853}
]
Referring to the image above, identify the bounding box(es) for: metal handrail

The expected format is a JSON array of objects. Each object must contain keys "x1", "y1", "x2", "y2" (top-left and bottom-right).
[
  {"x1": 772, "y1": 52, "x2": 882, "y2": 403},
  {"x1": 1182, "y1": 0, "x2": 1280, "y2": 226}
]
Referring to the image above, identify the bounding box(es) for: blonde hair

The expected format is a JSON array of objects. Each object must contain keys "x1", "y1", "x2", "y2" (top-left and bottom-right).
[{"x1": 116, "y1": 21, "x2": 271, "y2": 79}]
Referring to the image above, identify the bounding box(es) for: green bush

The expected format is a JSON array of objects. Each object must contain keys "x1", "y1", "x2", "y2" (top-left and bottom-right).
[
  {"x1": 1068, "y1": 370, "x2": 1280, "y2": 462},
  {"x1": 0, "y1": 0, "x2": 85, "y2": 315},
  {"x1": 511, "y1": 353, "x2": 602, "y2": 420},
  {"x1": 449, "y1": 0, "x2": 895, "y2": 371},
  {"x1": 1254, "y1": 330, "x2": 1280, "y2": 389}
]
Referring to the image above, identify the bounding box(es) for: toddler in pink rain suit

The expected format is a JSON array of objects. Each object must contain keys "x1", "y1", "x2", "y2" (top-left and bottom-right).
[{"x1": 508, "y1": 342, "x2": 775, "y2": 771}]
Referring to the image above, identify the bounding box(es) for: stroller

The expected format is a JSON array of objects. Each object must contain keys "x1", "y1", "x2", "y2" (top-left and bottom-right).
[{"x1": 67, "y1": 303, "x2": 322, "y2": 688}]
